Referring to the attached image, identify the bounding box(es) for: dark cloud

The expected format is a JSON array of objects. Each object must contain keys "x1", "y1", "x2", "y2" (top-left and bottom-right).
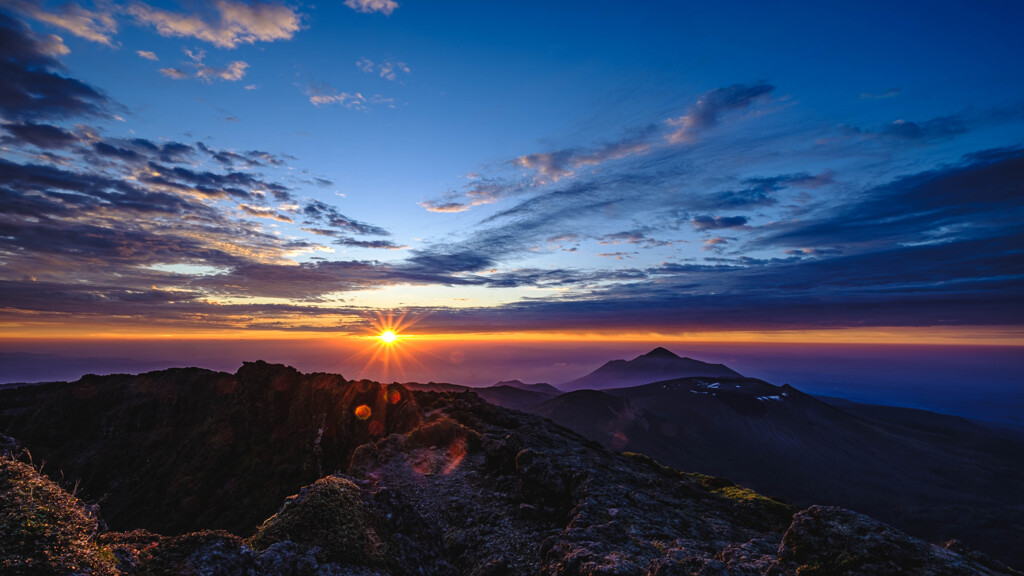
[
  {"x1": 195, "y1": 141, "x2": 286, "y2": 168},
  {"x1": 334, "y1": 238, "x2": 406, "y2": 249},
  {"x1": 759, "y1": 147, "x2": 1024, "y2": 249},
  {"x1": 0, "y1": 11, "x2": 110, "y2": 120},
  {"x1": 1, "y1": 121, "x2": 80, "y2": 148},
  {"x1": 598, "y1": 229, "x2": 673, "y2": 248},
  {"x1": 403, "y1": 251, "x2": 495, "y2": 275},
  {"x1": 691, "y1": 215, "x2": 748, "y2": 231},
  {"x1": 93, "y1": 141, "x2": 146, "y2": 163},
  {"x1": 878, "y1": 116, "x2": 968, "y2": 141},
  {"x1": 846, "y1": 115, "x2": 969, "y2": 142},
  {"x1": 302, "y1": 199, "x2": 391, "y2": 236}
]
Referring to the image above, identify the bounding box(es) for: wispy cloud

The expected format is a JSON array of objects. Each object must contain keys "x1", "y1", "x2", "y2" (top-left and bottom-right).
[
  {"x1": 7, "y1": 0, "x2": 118, "y2": 46},
  {"x1": 159, "y1": 67, "x2": 189, "y2": 80},
  {"x1": 157, "y1": 49, "x2": 247, "y2": 82},
  {"x1": 136, "y1": 50, "x2": 158, "y2": 61},
  {"x1": 126, "y1": 0, "x2": 301, "y2": 49},
  {"x1": 239, "y1": 204, "x2": 293, "y2": 222},
  {"x1": 344, "y1": 0, "x2": 398, "y2": 16},
  {"x1": 421, "y1": 84, "x2": 778, "y2": 214},
  {"x1": 356, "y1": 57, "x2": 410, "y2": 81},
  {"x1": 515, "y1": 134, "x2": 653, "y2": 181},
  {"x1": 860, "y1": 88, "x2": 900, "y2": 100},
  {"x1": 666, "y1": 84, "x2": 774, "y2": 143},
  {"x1": 305, "y1": 82, "x2": 366, "y2": 110}
]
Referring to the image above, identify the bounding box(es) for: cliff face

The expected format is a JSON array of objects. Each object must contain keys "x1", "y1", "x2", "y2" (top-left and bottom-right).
[{"x1": 0, "y1": 363, "x2": 1018, "y2": 576}]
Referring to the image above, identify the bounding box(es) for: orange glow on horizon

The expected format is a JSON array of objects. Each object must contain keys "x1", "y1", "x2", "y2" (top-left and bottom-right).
[{"x1": 1, "y1": 324, "x2": 1023, "y2": 346}]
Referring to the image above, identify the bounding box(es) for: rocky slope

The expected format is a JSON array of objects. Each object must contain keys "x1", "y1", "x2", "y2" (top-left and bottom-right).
[
  {"x1": 497, "y1": 357, "x2": 1024, "y2": 567},
  {"x1": 0, "y1": 362, "x2": 1019, "y2": 575}
]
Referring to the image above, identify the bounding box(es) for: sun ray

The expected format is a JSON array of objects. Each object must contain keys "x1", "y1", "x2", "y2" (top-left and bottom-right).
[{"x1": 351, "y1": 310, "x2": 432, "y2": 382}]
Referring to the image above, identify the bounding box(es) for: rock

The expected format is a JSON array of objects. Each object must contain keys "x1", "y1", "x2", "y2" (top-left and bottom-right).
[
  {"x1": 251, "y1": 475, "x2": 387, "y2": 567},
  {"x1": 770, "y1": 505, "x2": 1014, "y2": 575}
]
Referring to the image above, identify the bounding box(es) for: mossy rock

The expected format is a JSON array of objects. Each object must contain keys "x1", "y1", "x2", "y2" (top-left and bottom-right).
[
  {"x1": 250, "y1": 475, "x2": 388, "y2": 565},
  {"x1": 0, "y1": 457, "x2": 118, "y2": 575}
]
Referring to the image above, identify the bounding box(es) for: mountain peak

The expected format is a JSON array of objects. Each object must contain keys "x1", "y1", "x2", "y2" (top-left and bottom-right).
[
  {"x1": 561, "y1": 349, "x2": 743, "y2": 391},
  {"x1": 641, "y1": 347, "x2": 681, "y2": 359}
]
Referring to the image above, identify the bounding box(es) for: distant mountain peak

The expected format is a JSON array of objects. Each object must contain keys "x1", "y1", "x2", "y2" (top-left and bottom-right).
[
  {"x1": 640, "y1": 347, "x2": 682, "y2": 359},
  {"x1": 561, "y1": 349, "x2": 742, "y2": 391}
]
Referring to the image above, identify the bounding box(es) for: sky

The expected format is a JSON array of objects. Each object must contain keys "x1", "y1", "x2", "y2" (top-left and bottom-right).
[{"x1": 1, "y1": 0, "x2": 1023, "y2": 393}]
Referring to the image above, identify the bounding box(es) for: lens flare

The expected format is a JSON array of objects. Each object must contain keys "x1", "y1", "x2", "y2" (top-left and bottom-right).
[
  {"x1": 354, "y1": 404, "x2": 372, "y2": 420},
  {"x1": 380, "y1": 330, "x2": 397, "y2": 343}
]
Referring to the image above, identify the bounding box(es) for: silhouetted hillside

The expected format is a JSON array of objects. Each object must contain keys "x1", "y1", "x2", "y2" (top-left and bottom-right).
[{"x1": 561, "y1": 347, "x2": 742, "y2": 390}]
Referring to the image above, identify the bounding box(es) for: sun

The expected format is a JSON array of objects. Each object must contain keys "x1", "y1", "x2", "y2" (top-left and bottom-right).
[{"x1": 379, "y1": 330, "x2": 398, "y2": 344}]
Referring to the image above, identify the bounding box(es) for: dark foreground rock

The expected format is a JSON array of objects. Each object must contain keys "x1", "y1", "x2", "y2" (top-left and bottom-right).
[{"x1": 1, "y1": 364, "x2": 1018, "y2": 575}]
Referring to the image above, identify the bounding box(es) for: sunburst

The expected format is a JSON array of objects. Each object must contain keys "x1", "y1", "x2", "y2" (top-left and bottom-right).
[{"x1": 358, "y1": 310, "x2": 428, "y2": 382}]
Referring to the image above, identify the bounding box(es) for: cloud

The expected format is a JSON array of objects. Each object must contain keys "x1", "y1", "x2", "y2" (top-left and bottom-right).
[
  {"x1": 0, "y1": 12, "x2": 110, "y2": 120},
  {"x1": 333, "y1": 238, "x2": 407, "y2": 250},
  {"x1": 239, "y1": 204, "x2": 293, "y2": 222},
  {"x1": 598, "y1": 230, "x2": 672, "y2": 248},
  {"x1": 691, "y1": 215, "x2": 748, "y2": 231},
  {"x1": 1, "y1": 122, "x2": 80, "y2": 149},
  {"x1": 196, "y1": 59, "x2": 248, "y2": 82},
  {"x1": 860, "y1": 88, "x2": 900, "y2": 100},
  {"x1": 136, "y1": 50, "x2": 158, "y2": 60},
  {"x1": 160, "y1": 67, "x2": 188, "y2": 79},
  {"x1": 666, "y1": 83, "x2": 774, "y2": 143},
  {"x1": 879, "y1": 116, "x2": 968, "y2": 141},
  {"x1": 420, "y1": 85, "x2": 779, "y2": 215},
  {"x1": 598, "y1": 251, "x2": 635, "y2": 260},
  {"x1": 302, "y1": 199, "x2": 391, "y2": 236},
  {"x1": 515, "y1": 135, "x2": 652, "y2": 181},
  {"x1": 305, "y1": 82, "x2": 367, "y2": 110},
  {"x1": 702, "y1": 236, "x2": 730, "y2": 252},
  {"x1": 758, "y1": 146, "x2": 1024, "y2": 251},
  {"x1": 126, "y1": 0, "x2": 301, "y2": 49},
  {"x1": 419, "y1": 200, "x2": 472, "y2": 213},
  {"x1": 7, "y1": 0, "x2": 117, "y2": 46},
  {"x1": 356, "y1": 57, "x2": 410, "y2": 81},
  {"x1": 844, "y1": 115, "x2": 969, "y2": 142},
  {"x1": 344, "y1": 0, "x2": 398, "y2": 16}
]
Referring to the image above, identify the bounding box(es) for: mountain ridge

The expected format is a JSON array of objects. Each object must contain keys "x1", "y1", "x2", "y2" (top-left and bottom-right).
[{"x1": 0, "y1": 360, "x2": 1020, "y2": 575}]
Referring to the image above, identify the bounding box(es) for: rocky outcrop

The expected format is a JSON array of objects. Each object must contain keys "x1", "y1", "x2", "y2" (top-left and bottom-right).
[{"x1": 769, "y1": 506, "x2": 1019, "y2": 576}]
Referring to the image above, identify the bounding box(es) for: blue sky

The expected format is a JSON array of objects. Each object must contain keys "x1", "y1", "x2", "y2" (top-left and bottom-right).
[{"x1": 1, "y1": 0, "x2": 1023, "y2": 339}]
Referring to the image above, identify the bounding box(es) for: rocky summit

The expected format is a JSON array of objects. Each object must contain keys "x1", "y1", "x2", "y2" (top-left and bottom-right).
[{"x1": 0, "y1": 362, "x2": 1018, "y2": 576}]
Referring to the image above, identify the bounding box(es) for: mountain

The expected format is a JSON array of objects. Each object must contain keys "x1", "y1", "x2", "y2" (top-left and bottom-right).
[
  {"x1": 493, "y1": 380, "x2": 562, "y2": 394},
  {"x1": 560, "y1": 346, "x2": 742, "y2": 390},
  {"x1": 482, "y1": 371, "x2": 1024, "y2": 568},
  {"x1": 0, "y1": 362, "x2": 1016, "y2": 576}
]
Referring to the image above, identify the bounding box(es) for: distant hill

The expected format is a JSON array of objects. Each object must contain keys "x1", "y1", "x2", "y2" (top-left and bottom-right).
[
  {"x1": 560, "y1": 346, "x2": 742, "y2": 390},
  {"x1": 492, "y1": 380, "x2": 561, "y2": 395}
]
